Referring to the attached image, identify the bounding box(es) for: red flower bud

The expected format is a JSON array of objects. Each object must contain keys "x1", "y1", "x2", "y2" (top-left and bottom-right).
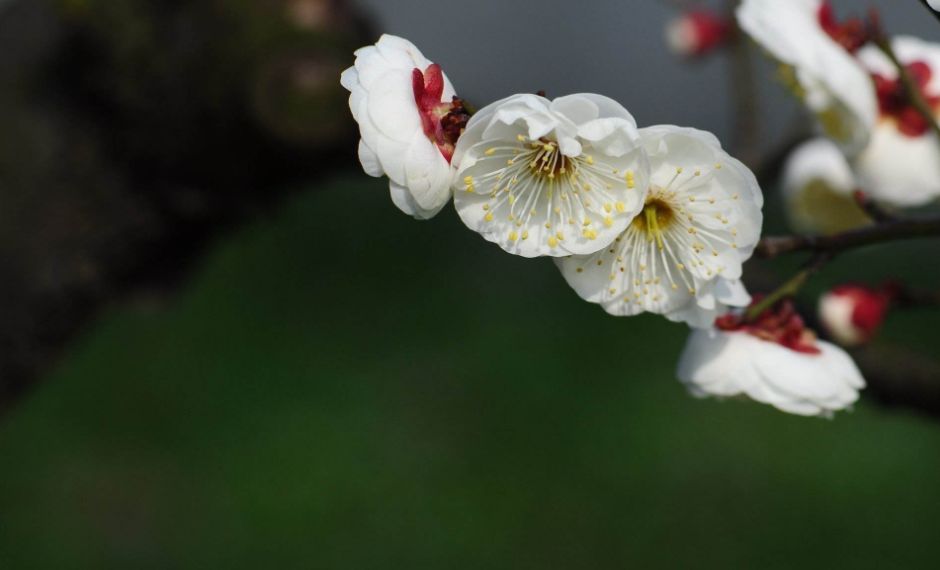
[
  {"x1": 818, "y1": 285, "x2": 892, "y2": 347},
  {"x1": 665, "y1": 11, "x2": 731, "y2": 58}
]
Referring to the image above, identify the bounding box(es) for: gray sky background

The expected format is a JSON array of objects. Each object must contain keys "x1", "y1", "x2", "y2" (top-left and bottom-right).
[{"x1": 350, "y1": 0, "x2": 940, "y2": 155}]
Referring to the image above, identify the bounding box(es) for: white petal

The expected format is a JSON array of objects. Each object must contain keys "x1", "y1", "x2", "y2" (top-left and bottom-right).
[
  {"x1": 377, "y1": 36, "x2": 428, "y2": 71},
  {"x1": 713, "y1": 278, "x2": 751, "y2": 308},
  {"x1": 340, "y1": 66, "x2": 359, "y2": 92},
  {"x1": 367, "y1": 70, "x2": 421, "y2": 143},
  {"x1": 640, "y1": 124, "x2": 722, "y2": 149},
  {"x1": 736, "y1": 0, "x2": 877, "y2": 155},
  {"x1": 404, "y1": 130, "x2": 453, "y2": 211},
  {"x1": 550, "y1": 95, "x2": 600, "y2": 126},
  {"x1": 677, "y1": 330, "x2": 764, "y2": 397},
  {"x1": 783, "y1": 138, "x2": 871, "y2": 234},
  {"x1": 389, "y1": 180, "x2": 446, "y2": 220},
  {"x1": 358, "y1": 140, "x2": 384, "y2": 178},
  {"x1": 817, "y1": 341, "x2": 866, "y2": 390},
  {"x1": 856, "y1": 119, "x2": 940, "y2": 207},
  {"x1": 783, "y1": 138, "x2": 855, "y2": 204},
  {"x1": 570, "y1": 93, "x2": 637, "y2": 122},
  {"x1": 578, "y1": 118, "x2": 642, "y2": 157}
]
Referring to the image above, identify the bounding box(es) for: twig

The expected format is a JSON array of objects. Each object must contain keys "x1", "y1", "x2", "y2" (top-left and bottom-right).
[
  {"x1": 894, "y1": 284, "x2": 940, "y2": 308},
  {"x1": 745, "y1": 253, "x2": 831, "y2": 320},
  {"x1": 750, "y1": 210, "x2": 940, "y2": 316},
  {"x1": 917, "y1": 0, "x2": 940, "y2": 24},
  {"x1": 756, "y1": 215, "x2": 940, "y2": 258}
]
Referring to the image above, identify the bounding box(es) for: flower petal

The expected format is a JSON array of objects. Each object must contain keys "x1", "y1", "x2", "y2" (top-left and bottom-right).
[
  {"x1": 358, "y1": 140, "x2": 384, "y2": 177},
  {"x1": 404, "y1": 130, "x2": 453, "y2": 211},
  {"x1": 368, "y1": 70, "x2": 422, "y2": 143}
]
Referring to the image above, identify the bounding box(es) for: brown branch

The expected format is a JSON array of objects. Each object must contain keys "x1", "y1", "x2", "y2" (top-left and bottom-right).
[
  {"x1": 756, "y1": 215, "x2": 940, "y2": 259},
  {"x1": 853, "y1": 342, "x2": 940, "y2": 417},
  {"x1": 893, "y1": 284, "x2": 940, "y2": 308}
]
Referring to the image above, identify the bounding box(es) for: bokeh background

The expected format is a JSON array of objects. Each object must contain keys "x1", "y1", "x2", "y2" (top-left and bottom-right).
[{"x1": 1, "y1": 0, "x2": 940, "y2": 568}]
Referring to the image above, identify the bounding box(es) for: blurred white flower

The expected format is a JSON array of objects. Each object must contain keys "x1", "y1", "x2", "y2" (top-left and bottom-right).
[
  {"x1": 782, "y1": 138, "x2": 870, "y2": 234},
  {"x1": 819, "y1": 284, "x2": 891, "y2": 347},
  {"x1": 665, "y1": 10, "x2": 731, "y2": 58},
  {"x1": 677, "y1": 302, "x2": 865, "y2": 417},
  {"x1": 736, "y1": 0, "x2": 877, "y2": 155},
  {"x1": 341, "y1": 35, "x2": 466, "y2": 219},
  {"x1": 856, "y1": 36, "x2": 940, "y2": 207},
  {"x1": 452, "y1": 94, "x2": 650, "y2": 257},
  {"x1": 930, "y1": 1, "x2": 940, "y2": 12},
  {"x1": 555, "y1": 126, "x2": 762, "y2": 327}
]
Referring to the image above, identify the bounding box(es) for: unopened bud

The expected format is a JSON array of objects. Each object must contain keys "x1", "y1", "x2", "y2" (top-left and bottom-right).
[
  {"x1": 665, "y1": 10, "x2": 731, "y2": 58},
  {"x1": 818, "y1": 285, "x2": 891, "y2": 347}
]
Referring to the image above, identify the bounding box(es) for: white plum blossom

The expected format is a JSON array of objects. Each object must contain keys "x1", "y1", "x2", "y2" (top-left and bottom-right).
[
  {"x1": 736, "y1": 0, "x2": 877, "y2": 155},
  {"x1": 451, "y1": 94, "x2": 651, "y2": 258},
  {"x1": 856, "y1": 36, "x2": 940, "y2": 207},
  {"x1": 555, "y1": 126, "x2": 763, "y2": 327},
  {"x1": 341, "y1": 35, "x2": 466, "y2": 219},
  {"x1": 782, "y1": 138, "x2": 870, "y2": 234},
  {"x1": 678, "y1": 302, "x2": 865, "y2": 417}
]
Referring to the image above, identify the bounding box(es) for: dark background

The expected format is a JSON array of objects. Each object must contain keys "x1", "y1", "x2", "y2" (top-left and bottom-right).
[{"x1": 1, "y1": 1, "x2": 939, "y2": 568}]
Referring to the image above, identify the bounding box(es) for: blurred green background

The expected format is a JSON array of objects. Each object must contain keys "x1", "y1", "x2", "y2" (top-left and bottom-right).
[{"x1": 1, "y1": 175, "x2": 939, "y2": 569}]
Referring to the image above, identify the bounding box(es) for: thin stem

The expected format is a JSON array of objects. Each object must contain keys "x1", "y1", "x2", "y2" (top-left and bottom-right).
[
  {"x1": 917, "y1": 0, "x2": 940, "y2": 25},
  {"x1": 873, "y1": 35, "x2": 940, "y2": 145},
  {"x1": 894, "y1": 285, "x2": 940, "y2": 308},
  {"x1": 745, "y1": 254, "x2": 830, "y2": 321},
  {"x1": 757, "y1": 214, "x2": 940, "y2": 259}
]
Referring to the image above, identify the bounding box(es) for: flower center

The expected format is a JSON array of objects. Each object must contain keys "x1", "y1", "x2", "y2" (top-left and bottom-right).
[
  {"x1": 412, "y1": 64, "x2": 470, "y2": 163},
  {"x1": 631, "y1": 198, "x2": 675, "y2": 251},
  {"x1": 717, "y1": 299, "x2": 821, "y2": 354},
  {"x1": 465, "y1": 135, "x2": 636, "y2": 248},
  {"x1": 873, "y1": 61, "x2": 940, "y2": 137},
  {"x1": 569, "y1": 164, "x2": 744, "y2": 309}
]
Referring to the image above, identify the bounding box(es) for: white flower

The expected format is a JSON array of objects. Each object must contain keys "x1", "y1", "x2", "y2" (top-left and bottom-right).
[
  {"x1": 555, "y1": 126, "x2": 763, "y2": 327},
  {"x1": 677, "y1": 304, "x2": 865, "y2": 417},
  {"x1": 451, "y1": 94, "x2": 650, "y2": 258},
  {"x1": 818, "y1": 285, "x2": 891, "y2": 347},
  {"x1": 855, "y1": 36, "x2": 940, "y2": 207},
  {"x1": 341, "y1": 35, "x2": 465, "y2": 219},
  {"x1": 782, "y1": 138, "x2": 870, "y2": 234},
  {"x1": 736, "y1": 0, "x2": 877, "y2": 155},
  {"x1": 930, "y1": 0, "x2": 940, "y2": 12}
]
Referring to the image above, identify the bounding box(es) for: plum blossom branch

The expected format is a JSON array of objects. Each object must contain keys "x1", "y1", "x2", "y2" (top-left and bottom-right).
[
  {"x1": 756, "y1": 214, "x2": 940, "y2": 258},
  {"x1": 750, "y1": 195, "x2": 940, "y2": 320},
  {"x1": 894, "y1": 284, "x2": 940, "y2": 308}
]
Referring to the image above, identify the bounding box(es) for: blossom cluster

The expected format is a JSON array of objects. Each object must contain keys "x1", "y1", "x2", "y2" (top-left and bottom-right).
[
  {"x1": 731, "y1": 0, "x2": 940, "y2": 233},
  {"x1": 340, "y1": 22, "x2": 880, "y2": 419}
]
